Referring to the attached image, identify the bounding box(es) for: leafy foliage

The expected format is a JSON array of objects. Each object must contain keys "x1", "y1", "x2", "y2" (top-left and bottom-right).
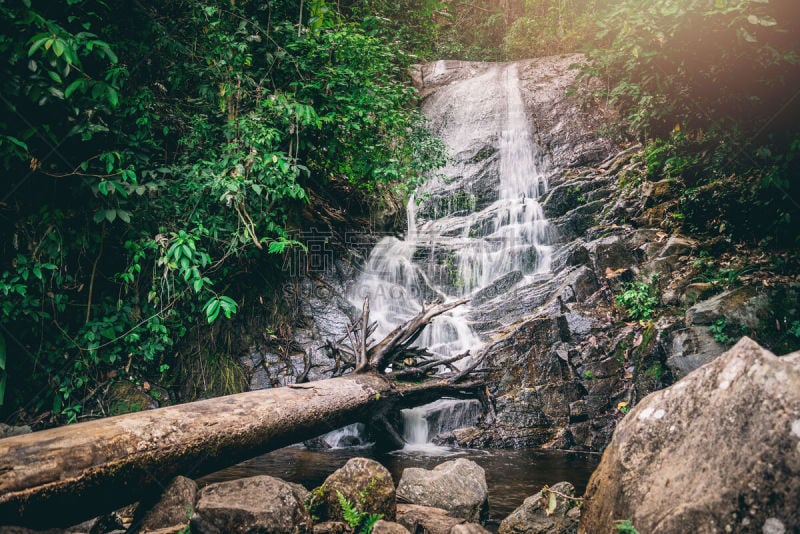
[
  {"x1": 504, "y1": 0, "x2": 605, "y2": 59},
  {"x1": 336, "y1": 490, "x2": 382, "y2": 534},
  {"x1": 614, "y1": 519, "x2": 640, "y2": 534},
  {"x1": 0, "y1": 0, "x2": 444, "y2": 424},
  {"x1": 580, "y1": 0, "x2": 800, "y2": 246},
  {"x1": 709, "y1": 317, "x2": 736, "y2": 345},
  {"x1": 615, "y1": 279, "x2": 659, "y2": 321}
]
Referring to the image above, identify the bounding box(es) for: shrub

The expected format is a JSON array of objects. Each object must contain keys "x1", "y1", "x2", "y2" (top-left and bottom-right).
[{"x1": 615, "y1": 279, "x2": 659, "y2": 321}]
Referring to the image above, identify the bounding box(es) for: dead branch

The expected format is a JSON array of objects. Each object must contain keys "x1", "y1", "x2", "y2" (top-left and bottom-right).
[
  {"x1": 390, "y1": 350, "x2": 472, "y2": 380},
  {"x1": 324, "y1": 296, "x2": 472, "y2": 376},
  {"x1": 367, "y1": 297, "x2": 471, "y2": 373}
]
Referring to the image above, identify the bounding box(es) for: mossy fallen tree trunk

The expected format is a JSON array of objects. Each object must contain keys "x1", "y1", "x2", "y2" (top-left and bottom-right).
[{"x1": 0, "y1": 374, "x2": 484, "y2": 529}]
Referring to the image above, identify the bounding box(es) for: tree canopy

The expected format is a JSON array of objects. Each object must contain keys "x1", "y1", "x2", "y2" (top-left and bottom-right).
[{"x1": 0, "y1": 0, "x2": 445, "y2": 423}]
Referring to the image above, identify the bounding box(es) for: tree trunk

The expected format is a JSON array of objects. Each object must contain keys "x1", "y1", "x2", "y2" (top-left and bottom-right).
[{"x1": 0, "y1": 374, "x2": 483, "y2": 529}]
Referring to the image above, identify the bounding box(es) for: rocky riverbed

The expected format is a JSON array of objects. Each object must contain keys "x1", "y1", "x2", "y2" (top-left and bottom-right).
[{"x1": 5, "y1": 338, "x2": 798, "y2": 533}]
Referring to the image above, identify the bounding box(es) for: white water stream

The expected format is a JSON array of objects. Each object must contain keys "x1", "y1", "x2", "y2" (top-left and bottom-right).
[{"x1": 350, "y1": 62, "x2": 553, "y2": 447}]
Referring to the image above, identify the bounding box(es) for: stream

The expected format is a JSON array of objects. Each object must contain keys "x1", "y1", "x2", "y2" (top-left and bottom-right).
[{"x1": 200, "y1": 445, "x2": 599, "y2": 527}]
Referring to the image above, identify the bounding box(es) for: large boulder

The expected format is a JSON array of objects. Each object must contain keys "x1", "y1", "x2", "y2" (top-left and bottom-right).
[
  {"x1": 685, "y1": 285, "x2": 769, "y2": 329},
  {"x1": 191, "y1": 475, "x2": 311, "y2": 534},
  {"x1": 450, "y1": 524, "x2": 491, "y2": 534},
  {"x1": 371, "y1": 520, "x2": 411, "y2": 534},
  {"x1": 396, "y1": 504, "x2": 464, "y2": 534},
  {"x1": 314, "y1": 457, "x2": 396, "y2": 522},
  {"x1": 498, "y1": 482, "x2": 580, "y2": 534},
  {"x1": 396, "y1": 459, "x2": 488, "y2": 522},
  {"x1": 666, "y1": 326, "x2": 726, "y2": 378},
  {"x1": 138, "y1": 476, "x2": 197, "y2": 533},
  {"x1": 580, "y1": 338, "x2": 800, "y2": 533}
]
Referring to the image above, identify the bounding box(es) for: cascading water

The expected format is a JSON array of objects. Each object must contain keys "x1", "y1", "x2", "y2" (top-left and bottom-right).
[
  {"x1": 401, "y1": 399, "x2": 483, "y2": 452},
  {"x1": 350, "y1": 61, "x2": 553, "y2": 447},
  {"x1": 319, "y1": 423, "x2": 369, "y2": 449}
]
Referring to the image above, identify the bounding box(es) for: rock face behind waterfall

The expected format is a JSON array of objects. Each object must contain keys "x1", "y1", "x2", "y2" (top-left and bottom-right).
[
  {"x1": 242, "y1": 54, "x2": 799, "y2": 453},
  {"x1": 580, "y1": 338, "x2": 800, "y2": 533}
]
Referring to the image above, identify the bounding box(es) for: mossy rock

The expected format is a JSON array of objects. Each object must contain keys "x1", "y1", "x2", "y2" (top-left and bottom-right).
[{"x1": 108, "y1": 380, "x2": 158, "y2": 415}]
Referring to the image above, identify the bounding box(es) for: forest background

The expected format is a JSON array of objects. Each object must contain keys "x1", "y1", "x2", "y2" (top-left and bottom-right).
[{"x1": 1, "y1": 0, "x2": 797, "y2": 426}]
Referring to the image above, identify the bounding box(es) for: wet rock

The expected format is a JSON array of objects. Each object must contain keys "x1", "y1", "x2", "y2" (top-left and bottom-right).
[
  {"x1": 372, "y1": 520, "x2": 411, "y2": 534},
  {"x1": 657, "y1": 236, "x2": 695, "y2": 258},
  {"x1": 568, "y1": 400, "x2": 588, "y2": 423},
  {"x1": 666, "y1": 327, "x2": 726, "y2": 378},
  {"x1": 680, "y1": 282, "x2": 716, "y2": 304},
  {"x1": 450, "y1": 524, "x2": 491, "y2": 534},
  {"x1": 108, "y1": 380, "x2": 158, "y2": 415},
  {"x1": 191, "y1": 475, "x2": 310, "y2": 534},
  {"x1": 557, "y1": 312, "x2": 596, "y2": 340},
  {"x1": 578, "y1": 356, "x2": 621, "y2": 380},
  {"x1": 312, "y1": 521, "x2": 348, "y2": 534},
  {"x1": 432, "y1": 426, "x2": 483, "y2": 447},
  {"x1": 396, "y1": 459, "x2": 488, "y2": 522},
  {"x1": 643, "y1": 179, "x2": 677, "y2": 207},
  {"x1": 580, "y1": 338, "x2": 800, "y2": 533},
  {"x1": 138, "y1": 476, "x2": 197, "y2": 534},
  {"x1": 316, "y1": 458, "x2": 396, "y2": 522},
  {"x1": 685, "y1": 285, "x2": 768, "y2": 328},
  {"x1": 498, "y1": 482, "x2": 579, "y2": 534},
  {"x1": 472, "y1": 270, "x2": 523, "y2": 305},
  {"x1": 396, "y1": 504, "x2": 464, "y2": 534},
  {"x1": 588, "y1": 236, "x2": 635, "y2": 274}
]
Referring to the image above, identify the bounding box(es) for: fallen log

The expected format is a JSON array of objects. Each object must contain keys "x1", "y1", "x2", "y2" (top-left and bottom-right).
[{"x1": 0, "y1": 374, "x2": 484, "y2": 529}]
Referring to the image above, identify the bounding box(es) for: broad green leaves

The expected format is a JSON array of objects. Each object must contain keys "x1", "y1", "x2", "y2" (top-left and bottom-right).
[
  {"x1": 0, "y1": 0, "x2": 450, "y2": 423},
  {"x1": 203, "y1": 296, "x2": 238, "y2": 324}
]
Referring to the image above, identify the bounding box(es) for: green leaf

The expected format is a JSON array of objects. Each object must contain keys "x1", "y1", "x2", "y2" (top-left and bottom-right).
[
  {"x1": 105, "y1": 209, "x2": 117, "y2": 223},
  {"x1": 337, "y1": 491, "x2": 362, "y2": 529},
  {"x1": 268, "y1": 241, "x2": 287, "y2": 254},
  {"x1": 106, "y1": 86, "x2": 119, "y2": 107},
  {"x1": 204, "y1": 298, "x2": 221, "y2": 323},
  {"x1": 52, "y1": 39, "x2": 65, "y2": 57},
  {"x1": 4, "y1": 136, "x2": 28, "y2": 151},
  {"x1": 0, "y1": 331, "x2": 6, "y2": 371},
  {"x1": 28, "y1": 36, "x2": 49, "y2": 57},
  {"x1": 48, "y1": 71, "x2": 62, "y2": 84},
  {"x1": 65, "y1": 79, "x2": 84, "y2": 98}
]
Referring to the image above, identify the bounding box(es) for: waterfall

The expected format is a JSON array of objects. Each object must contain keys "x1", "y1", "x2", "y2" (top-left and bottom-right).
[
  {"x1": 319, "y1": 423, "x2": 368, "y2": 449},
  {"x1": 401, "y1": 399, "x2": 482, "y2": 450},
  {"x1": 350, "y1": 62, "x2": 552, "y2": 445}
]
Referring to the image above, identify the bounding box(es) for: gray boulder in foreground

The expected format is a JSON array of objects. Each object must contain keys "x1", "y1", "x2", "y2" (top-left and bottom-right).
[
  {"x1": 315, "y1": 457, "x2": 396, "y2": 522},
  {"x1": 580, "y1": 337, "x2": 800, "y2": 533},
  {"x1": 191, "y1": 475, "x2": 310, "y2": 534},
  {"x1": 498, "y1": 481, "x2": 579, "y2": 534},
  {"x1": 396, "y1": 458, "x2": 488, "y2": 522},
  {"x1": 138, "y1": 475, "x2": 197, "y2": 533}
]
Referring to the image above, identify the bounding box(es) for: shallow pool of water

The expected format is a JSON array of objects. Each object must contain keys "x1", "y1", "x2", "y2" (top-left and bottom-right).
[{"x1": 200, "y1": 445, "x2": 599, "y2": 526}]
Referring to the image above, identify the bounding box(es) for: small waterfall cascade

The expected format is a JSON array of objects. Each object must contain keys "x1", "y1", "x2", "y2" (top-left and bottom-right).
[
  {"x1": 401, "y1": 399, "x2": 482, "y2": 450},
  {"x1": 350, "y1": 62, "x2": 553, "y2": 447},
  {"x1": 319, "y1": 423, "x2": 369, "y2": 449}
]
